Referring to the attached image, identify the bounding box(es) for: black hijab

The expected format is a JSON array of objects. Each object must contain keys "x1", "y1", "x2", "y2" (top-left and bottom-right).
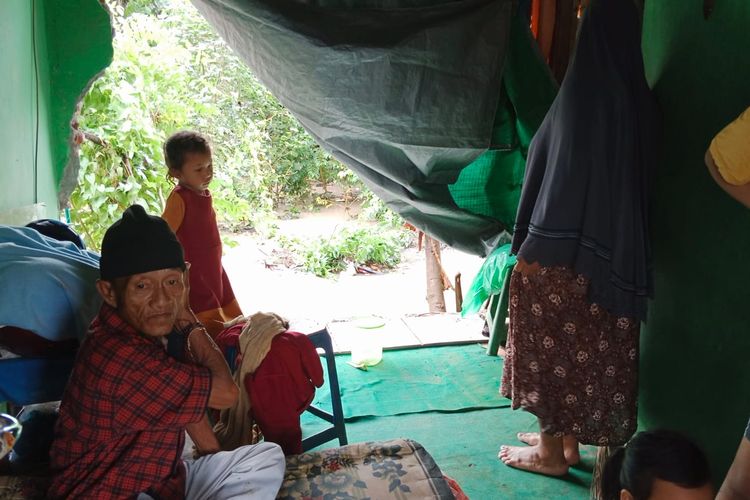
[{"x1": 511, "y1": 0, "x2": 659, "y2": 321}]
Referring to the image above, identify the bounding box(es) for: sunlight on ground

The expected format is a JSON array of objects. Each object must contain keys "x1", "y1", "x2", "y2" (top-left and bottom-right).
[{"x1": 222, "y1": 206, "x2": 485, "y2": 332}]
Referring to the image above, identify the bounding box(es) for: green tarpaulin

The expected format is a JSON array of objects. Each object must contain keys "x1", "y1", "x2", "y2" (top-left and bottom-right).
[
  {"x1": 192, "y1": 0, "x2": 556, "y2": 255},
  {"x1": 312, "y1": 344, "x2": 508, "y2": 419}
]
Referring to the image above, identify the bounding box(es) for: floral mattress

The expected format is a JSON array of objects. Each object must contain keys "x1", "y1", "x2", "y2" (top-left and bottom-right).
[
  {"x1": 279, "y1": 438, "x2": 458, "y2": 499},
  {"x1": 0, "y1": 438, "x2": 461, "y2": 499}
]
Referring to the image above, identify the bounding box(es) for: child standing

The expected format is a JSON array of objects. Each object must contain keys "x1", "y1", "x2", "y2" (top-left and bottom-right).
[{"x1": 161, "y1": 131, "x2": 242, "y2": 337}]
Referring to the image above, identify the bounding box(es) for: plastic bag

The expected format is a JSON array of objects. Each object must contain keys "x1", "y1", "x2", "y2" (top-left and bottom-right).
[{"x1": 461, "y1": 244, "x2": 516, "y2": 316}]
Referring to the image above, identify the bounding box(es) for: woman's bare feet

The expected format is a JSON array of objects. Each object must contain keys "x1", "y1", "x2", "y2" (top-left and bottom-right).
[
  {"x1": 498, "y1": 444, "x2": 569, "y2": 476},
  {"x1": 517, "y1": 432, "x2": 581, "y2": 465}
]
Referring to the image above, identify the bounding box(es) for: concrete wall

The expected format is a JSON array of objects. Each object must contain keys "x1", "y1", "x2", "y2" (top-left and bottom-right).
[
  {"x1": 640, "y1": 0, "x2": 750, "y2": 483},
  {"x1": 0, "y1": 0, "x2": 111, "y2": 221}
]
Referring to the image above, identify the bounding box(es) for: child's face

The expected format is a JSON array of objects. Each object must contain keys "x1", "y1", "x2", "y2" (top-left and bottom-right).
[{"x1": 170, "y1": 151, "x2": 213, "y2": 192}]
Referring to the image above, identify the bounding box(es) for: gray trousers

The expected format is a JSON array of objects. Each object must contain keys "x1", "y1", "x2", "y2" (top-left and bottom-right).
[{"x1": 139, "y1": 442, "x2": 285, "y2": 499}]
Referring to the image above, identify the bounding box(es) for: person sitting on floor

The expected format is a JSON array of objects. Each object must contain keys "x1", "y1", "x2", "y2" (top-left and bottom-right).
[
  {"x1": 600, "y1": 429, "x2": 713, "y2": 500},
  {"x1": 48, "y1": 205, "x2": 285, "y2": 499}
]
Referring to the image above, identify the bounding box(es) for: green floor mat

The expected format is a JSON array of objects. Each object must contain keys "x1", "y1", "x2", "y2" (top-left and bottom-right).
[
  {"x1": 303, "y1": 344, "x2": 594, "y2": 498},
  {"x1": 303, "y1": 407, "x2": 595, "y2": 499},
  {"x1": 314, "y1": 344, "x2": 509, "y2": 419}
]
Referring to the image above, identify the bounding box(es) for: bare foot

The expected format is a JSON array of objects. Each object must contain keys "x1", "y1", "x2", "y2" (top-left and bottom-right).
[
  {"x1": 516, "y1": 432, "x2": 541, "y2": 446},
  {"x1": 516, "y1": 433, "x2": 581, "y2": 465},
  {"x1": 498, "y1": 445, "x2": 569, "y2": 476}
]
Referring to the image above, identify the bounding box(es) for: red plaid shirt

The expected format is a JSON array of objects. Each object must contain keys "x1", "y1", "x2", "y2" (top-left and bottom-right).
[{"x1": 48, "y1": 304, "x2": 211, "y2": 499}]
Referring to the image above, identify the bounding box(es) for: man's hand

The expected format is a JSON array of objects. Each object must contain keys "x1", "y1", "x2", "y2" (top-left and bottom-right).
[
  {"x1": 186, "y1": 414, "x2": 221, "y2": 457},
  {"x1": 187, "y1": 327, "x2": 239, "y2": 410}
]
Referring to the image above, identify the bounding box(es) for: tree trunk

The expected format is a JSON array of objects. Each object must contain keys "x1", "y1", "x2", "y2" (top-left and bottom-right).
[
  {"x1": 425, "y1": 236, "x2": 446, "y2": 312},
  {"x1": 454, "y1": 272, "x2": 463, "y2": 313}
]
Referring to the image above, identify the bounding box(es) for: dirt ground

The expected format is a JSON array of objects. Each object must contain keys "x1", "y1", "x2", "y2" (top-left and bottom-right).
[{"x1": 222, "y1": 204, "x2": 485, "y2": 332}]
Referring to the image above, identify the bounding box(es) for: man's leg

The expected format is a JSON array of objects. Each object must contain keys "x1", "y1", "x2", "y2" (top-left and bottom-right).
[{"x1": 185, "y1": 442, "x2": 285, "y2": 500}]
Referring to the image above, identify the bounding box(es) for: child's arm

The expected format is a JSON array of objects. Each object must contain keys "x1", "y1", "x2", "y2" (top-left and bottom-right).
[
  {"x1": 705, "y1": 106, "x2": 750, "y2": 208},
  {"x1": 162, "y1": 191, "x2": 186, "y2": 233},
  {"x1": 705, "y1": 150, "x2": 750, "y2": 208}
]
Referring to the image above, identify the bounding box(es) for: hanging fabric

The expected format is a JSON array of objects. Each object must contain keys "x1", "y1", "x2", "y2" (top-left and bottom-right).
[
  {"x1": 190, "y1": 0, "x2": 556, "y2": 256},
  {"x1": 511, "y1": 0, "x2": 660, "y2": 320}
]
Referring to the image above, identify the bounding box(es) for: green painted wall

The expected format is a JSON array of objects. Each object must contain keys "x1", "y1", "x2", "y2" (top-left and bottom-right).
[
  {"x1": 640, "y1": 0, "x2": 750, "y2": 484},
  {"x1": 0, "y1": 0, "x2": 111, "y2": 218},
  {"x1": 43, "y1": 0, "x2": 113, "y2": 207},
  {"x1": 0, "y1": 0, "x2": 38, "y2": 214},
  {"x1": 34, "y1": 0, "x2": 57, "y2": 217}
]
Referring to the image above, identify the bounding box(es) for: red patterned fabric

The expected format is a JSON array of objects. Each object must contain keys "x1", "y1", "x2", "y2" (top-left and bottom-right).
[
  {"x1": 48, "y1": 304, "x2": 212, "y2": 499},
  {"x1": 501, "y1": 266, "x2": 639, "y2": 447}
]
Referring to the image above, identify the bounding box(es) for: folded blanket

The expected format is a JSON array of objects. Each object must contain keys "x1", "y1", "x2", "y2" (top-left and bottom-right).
[{"x1": 0, "y1": 226, "x2": 101, "y2": 342}]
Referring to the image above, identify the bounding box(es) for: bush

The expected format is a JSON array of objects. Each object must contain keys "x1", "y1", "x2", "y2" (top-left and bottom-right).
[{"x1": 288, "y1": 227, "x2": 414, "y2": 278}]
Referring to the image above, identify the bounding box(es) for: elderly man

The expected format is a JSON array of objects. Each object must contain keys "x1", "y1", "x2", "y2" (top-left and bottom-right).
[{"x1": 48, "y1": 205, "x2": 285, "y2": 499}]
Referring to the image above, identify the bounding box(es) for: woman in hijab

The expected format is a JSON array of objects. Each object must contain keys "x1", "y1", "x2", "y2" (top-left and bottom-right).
[{"x1": 498, "y1": 0, "x2": 659, "y2": 475}]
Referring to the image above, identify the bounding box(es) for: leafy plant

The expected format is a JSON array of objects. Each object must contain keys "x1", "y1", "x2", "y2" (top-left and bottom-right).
[
  {"x1": 290, "y1": 227, "x2": 414, "y2": 278},
  {"x1": 68, "y1": 0, "x2": 357, "y2": 249},
  {"x1": 358, "y1": 190, "x2": 405, "y2": 228}
]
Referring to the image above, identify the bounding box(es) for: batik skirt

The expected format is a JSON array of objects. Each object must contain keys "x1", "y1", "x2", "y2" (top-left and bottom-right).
[{"x1": 500, "y1": 264, "x2": 639, "y2": 446}]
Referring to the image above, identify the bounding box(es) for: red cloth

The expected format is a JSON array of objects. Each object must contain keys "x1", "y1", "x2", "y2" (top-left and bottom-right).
[
  {"x1": 0, "y1": 325, "x2": 78, "y2": 358},
  {"x1": 48, "y1": 304, "x2": 211, "y2": 499},
  {"x1": 443, "y1": 475, "x2": 470, "y2": 500},
  {"x1": 167, "y1": 185, "x2": 238, "y2": 314},
  {"x1": 247, "y1": 331, "x2": 324, "y2": 455},
  {"x1": 214, "y1": 322, "x2": 244, "y2": 357},
  {"x1": 215, "y1": 326, "x2": 324, "y2": 455}
]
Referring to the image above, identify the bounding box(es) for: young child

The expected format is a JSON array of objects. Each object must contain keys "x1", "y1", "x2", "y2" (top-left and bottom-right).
[
  {"x1": 161, "y1": 131, "x2": 242, "y2": 337},
  {"x1": 600, "y1": 429, "x2": 713, "y2": 500}
]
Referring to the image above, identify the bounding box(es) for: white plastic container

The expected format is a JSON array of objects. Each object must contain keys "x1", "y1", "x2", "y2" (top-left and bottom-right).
[
  {"x1": 351, "y1": 338, "x2": 383, "y2": 366},
  {"x1": 350, "y1": 316, "x2": 384, "y2": 366}
]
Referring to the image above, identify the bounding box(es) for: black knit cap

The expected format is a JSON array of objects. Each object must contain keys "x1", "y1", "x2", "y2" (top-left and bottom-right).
[{"x1": 99, "y1": 204, "x2": 185, "y2": 281}]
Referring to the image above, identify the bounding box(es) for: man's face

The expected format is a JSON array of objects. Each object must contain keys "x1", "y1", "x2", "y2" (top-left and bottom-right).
[{"x1": 98, "y1": 268, "x2": 186, "y2": 337}]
